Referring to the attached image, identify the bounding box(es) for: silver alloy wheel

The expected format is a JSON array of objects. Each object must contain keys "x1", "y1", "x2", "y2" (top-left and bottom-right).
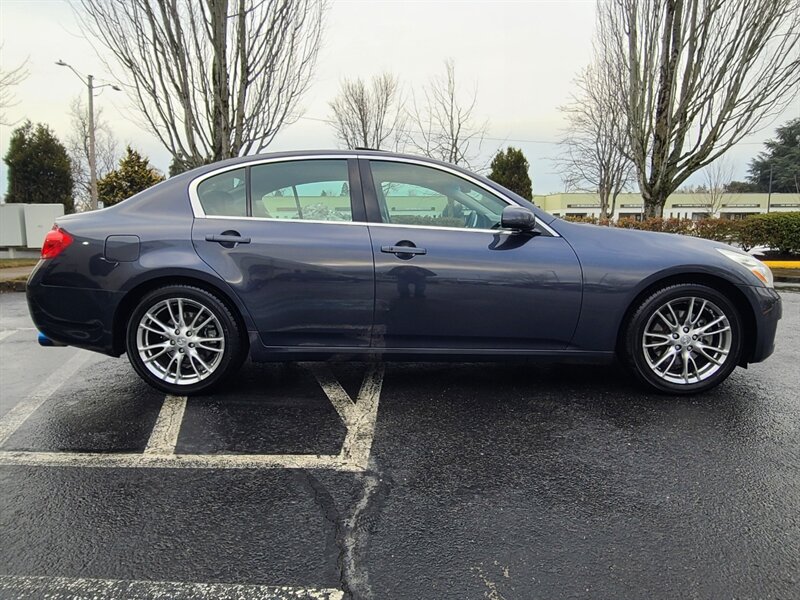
[
  {"x1": 136, "y1": 297, "x2": 225, "y2": 385},
  {"x1": 642, "y1": 296, "x2": 732, "y2": 385}
]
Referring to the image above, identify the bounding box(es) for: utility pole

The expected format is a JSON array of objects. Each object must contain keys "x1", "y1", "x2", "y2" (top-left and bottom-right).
[
  {"x1": 766, "y1": 165, "x2": 773, "y2": 214},
  {"x1": 87, "y1": 74, "x2": 97, "y2": 210},
  {"x1": 56, "y1": 60, "x2": 120, "y2": 211}
]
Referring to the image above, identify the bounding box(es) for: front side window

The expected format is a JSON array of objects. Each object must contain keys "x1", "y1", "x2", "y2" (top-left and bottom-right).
[
  {"x1": 369, "y1": 161, "x2": 507, "y2": 230},
  {"x1": 251, "y1": 159, "x2": 353, "y2": 222},
  {"x1": 196, "y1": 168, "x2": 247, "y2": 217}
]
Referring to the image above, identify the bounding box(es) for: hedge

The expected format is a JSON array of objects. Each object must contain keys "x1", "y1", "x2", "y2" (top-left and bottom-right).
[{"x1": 563, "y1": 211, "x2": 800, "y2": 254}]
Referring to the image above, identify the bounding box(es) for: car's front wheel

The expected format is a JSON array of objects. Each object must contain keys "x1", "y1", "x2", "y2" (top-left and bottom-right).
[
  {"x1": 623, "y1": 283, "x2": 743, "y2": 394},
  {"x1": 126, "y1": 285, "x2": 244, "y2": 395}
]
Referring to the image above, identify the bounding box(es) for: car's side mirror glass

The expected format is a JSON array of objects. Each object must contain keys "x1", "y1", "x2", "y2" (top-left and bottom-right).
[{"x1": 501, "y1": 206, "x2": 536, "y2": 233}]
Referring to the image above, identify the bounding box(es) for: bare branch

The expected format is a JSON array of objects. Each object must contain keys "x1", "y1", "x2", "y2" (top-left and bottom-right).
[
  {"x1": 554, "y1": 61, "x2": 635, "y2": 219},
  {"x1": 66, "y1": 96, "x2": 120, "y2": 212},
  {"x1": 75, "y1": 0, "x2": 327, "y2": 169},
  {"x1": 409, "y1": 60, "x2": 488, "y2": 169},
  {"x1": 597, "y1": 0, "x2": 800, "y2": 216},
  {"x1": 0, "y1": 45, "x2": 29, "y2": 125},
  {"x1": 702, "y1": 155, "x2": 734, "y2": 216},
  {"x1": 329, "y1": 73, "x2": 407, "y2": 150}
]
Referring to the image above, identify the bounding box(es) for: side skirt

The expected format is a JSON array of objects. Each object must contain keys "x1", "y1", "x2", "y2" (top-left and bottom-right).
[{"x1": 246, "y1": 332, "x2": 615, "y2": 364}]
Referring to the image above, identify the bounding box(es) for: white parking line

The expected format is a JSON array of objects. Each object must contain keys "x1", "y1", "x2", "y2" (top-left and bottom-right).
[
  {"x1": 0, "y1": 351, "x2": 92, "y2": 447},
  {"x1": 0, "y1": 327, "x2": 37, "y2": 340},
  {"x1": 0, "y1": 360, "x2": 385, "y2": 471},
  {"x1": 335, "y1": 363, "x2": 384, "y2": 469},
  {"x1": 144, "y1": 395, "x2": 187, "y2": 454},
  {"x1": 0, "y1": 449, "x2": 361, "y2": 470},
  {"x1": 308, "y1": 364, "x2": 359, "y2": 426},
  {"x1": 0, "y1": 575, "x2": 344, "y2": 599},
  {"x1": 0, "y1": 330, "x2": 18, "y2": 342}
]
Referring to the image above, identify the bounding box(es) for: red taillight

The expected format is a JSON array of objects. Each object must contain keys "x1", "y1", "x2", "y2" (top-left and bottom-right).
[{"x1": 41, "y1": 226, "x2": 74, "y2": 259}]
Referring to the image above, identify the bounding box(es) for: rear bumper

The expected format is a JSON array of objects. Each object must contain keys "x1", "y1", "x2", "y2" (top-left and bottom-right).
[
  {"x1": 740, "y1": 284, "x2": 782, "y2": 364},
  {"x1": 26, "y1": 279, "x2": 122, "y2": 356}
]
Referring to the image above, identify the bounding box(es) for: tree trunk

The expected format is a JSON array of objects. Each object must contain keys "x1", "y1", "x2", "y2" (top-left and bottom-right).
[
  {"x1": 599, "y1": 184, "x2": 610, "y2": 219},
  {"x1": 209, "y1": 0, "x2": 230, "y2": 161},
  {"x1": 642, "y1": 185, "x2": 668, "y2": 218}
]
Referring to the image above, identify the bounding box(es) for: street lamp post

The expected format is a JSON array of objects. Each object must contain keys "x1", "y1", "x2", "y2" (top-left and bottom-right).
[
  {"x1": 766, "y1": 165, "x2": 773, "y2": 214},
  {"x1": 56, "y1": 60, "x2": 120, "y2": 211},
  {"x1": 87, "y1": 73, "x2": 97, "y2": 211}
]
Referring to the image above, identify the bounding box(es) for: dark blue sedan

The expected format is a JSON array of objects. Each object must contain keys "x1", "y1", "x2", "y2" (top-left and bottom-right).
[{"x1": 27, "y1": 151, "x2": 782, "y2": 395}]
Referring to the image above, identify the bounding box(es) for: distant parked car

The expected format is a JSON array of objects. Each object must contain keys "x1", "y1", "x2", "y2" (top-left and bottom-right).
[{"x1": 27, "y1": 150, "x2": 781, "y2": 395}]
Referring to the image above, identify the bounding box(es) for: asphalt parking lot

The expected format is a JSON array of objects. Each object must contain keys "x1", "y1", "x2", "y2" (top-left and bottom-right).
[{"x1": 0, "y1": 290, "x2": 798, "y2": 600}]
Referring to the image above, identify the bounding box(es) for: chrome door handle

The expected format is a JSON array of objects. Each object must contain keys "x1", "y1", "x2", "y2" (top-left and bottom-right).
[
  {"x1": 381, "y1": 245, "x2": 427, "y2": 255},
  {"x1": 206, "y1": 234, "x2": 251, "y2": 244}
]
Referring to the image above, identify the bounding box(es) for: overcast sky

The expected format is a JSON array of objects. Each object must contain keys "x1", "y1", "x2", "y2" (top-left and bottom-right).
[{"x1": 1, "y1": 0, "x2": 798, "y2": 196}]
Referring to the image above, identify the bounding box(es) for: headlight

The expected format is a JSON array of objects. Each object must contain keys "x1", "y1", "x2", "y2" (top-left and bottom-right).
[{"x1": 716, "y1": 248, "x2": 774, "y2": 288}]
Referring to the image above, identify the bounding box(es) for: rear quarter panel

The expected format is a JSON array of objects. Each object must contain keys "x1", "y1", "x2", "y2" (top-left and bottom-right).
[{"x1": 28, "y1": 175, "x2": 256, "y2": 354}]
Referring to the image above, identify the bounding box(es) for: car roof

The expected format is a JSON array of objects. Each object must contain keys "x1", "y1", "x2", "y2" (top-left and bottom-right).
[{"x1": 180, "y1": 149, "x2": 475, "y2": 180}]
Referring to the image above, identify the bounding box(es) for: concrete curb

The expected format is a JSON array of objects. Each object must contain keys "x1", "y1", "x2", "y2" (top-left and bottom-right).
[
  {"x1": 775, "y1": 284, "x2": 800, "y2": 293},
  {"x1": 0, "y1": 280, "x2": 26, "y2": 293}
]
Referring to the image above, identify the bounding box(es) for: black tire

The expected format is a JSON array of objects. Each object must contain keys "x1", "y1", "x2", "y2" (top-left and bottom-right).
[
  {"x1": 622, "y1": 283, "x2": 743, "y2": 395},
  {"x1": 126, "y1": 285, "x2": 244, "y2": 395}
]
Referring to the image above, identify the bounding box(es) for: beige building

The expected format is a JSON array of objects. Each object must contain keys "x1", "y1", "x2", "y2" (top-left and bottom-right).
[{"x1": 533, "y1": 192, "x2": 800, "y2": 221}]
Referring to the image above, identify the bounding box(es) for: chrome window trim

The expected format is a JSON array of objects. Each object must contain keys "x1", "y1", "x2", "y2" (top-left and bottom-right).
[
  {"x1": 188, "y1": 153, "x2": 560, "y2": 237},
  {"x1": 199, "y1": 214, "x2": 516, "y2": 235}
]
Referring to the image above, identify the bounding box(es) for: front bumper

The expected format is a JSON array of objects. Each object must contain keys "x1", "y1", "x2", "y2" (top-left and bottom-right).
[{"x1": 740, "y1": 284, "x2": 782, "y2": 364}]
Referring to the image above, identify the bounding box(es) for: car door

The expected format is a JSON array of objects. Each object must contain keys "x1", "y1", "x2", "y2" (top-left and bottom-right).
[
  {"x1": 191, "y1": 157, "x2": 375, "y2": 349},
  {"x1": 361, "y1": 158, "x2": 582, "y2": 352}
]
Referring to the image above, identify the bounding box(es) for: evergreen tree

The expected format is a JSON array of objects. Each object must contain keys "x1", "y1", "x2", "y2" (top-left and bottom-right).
[
  {"x1": 747, "y1": 119, "x2": 800, "y2": 193},
  {"x1": 169, "y1": 154, "x2": 213, "y2": 177},
  {"x1": 98, "y1": 146, "x2": 165, "y2": 206},
  {"x1": 489, "y1": 147, "x2": 533, "y2": 200},
  {"x1": 4, "y1": 120, "x2": 74, "y2": 213},
  {"x1": 340, "y1": 181, "x2": 349, "y2": 196}
]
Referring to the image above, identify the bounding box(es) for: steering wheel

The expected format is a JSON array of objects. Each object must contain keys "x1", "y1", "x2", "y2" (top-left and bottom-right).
[{"x1": 465, "y1": 211, "x2": 479, "y2": 229}]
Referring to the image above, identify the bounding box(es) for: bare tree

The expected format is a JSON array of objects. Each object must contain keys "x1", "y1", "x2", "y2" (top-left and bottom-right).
[
  {"x1": 329, "y1": 73, "x2": 406, "y2": 150},
  {"x1": 66, "y1": 96, "x2": 120, "y2": 212},
  {"x1": 0, "y1": 46, "x2": 29, "y2": 125},
  {"x1": 702, "y1": 156, "x2": 734, "y2": 217},
  {"x1": 410, "y1": 60, "x2": 487, "y2": 168},
  {"x1": 597, "y1": 0, "x2": 800, "y2": 217},
  {"x1": 76, "y1": 0, "x2": 327, "y2": 171},
  {"x1": 555, "y1": 62, "x2": 634, "y2": 219}
]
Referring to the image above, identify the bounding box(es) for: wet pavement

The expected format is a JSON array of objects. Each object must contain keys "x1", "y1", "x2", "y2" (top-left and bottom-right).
[{"x1": 0, "y1": 291, "x2": 798, "y2": 599}]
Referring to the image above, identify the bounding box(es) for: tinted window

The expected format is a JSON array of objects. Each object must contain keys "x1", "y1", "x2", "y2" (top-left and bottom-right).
[
  {"x1": 370, "y1": 161, "x2": 507, "y2": 229},
  {"x1": 197, "y1": 168, "x2": 247, "y2": 217},
  {"x1": 251, "y1": 159, "x2": 353, "y2": 222}
]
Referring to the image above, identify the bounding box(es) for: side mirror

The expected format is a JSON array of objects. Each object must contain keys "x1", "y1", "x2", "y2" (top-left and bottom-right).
[{"x1": 501, "y1": 206, "x2": 536, "y2": 232}]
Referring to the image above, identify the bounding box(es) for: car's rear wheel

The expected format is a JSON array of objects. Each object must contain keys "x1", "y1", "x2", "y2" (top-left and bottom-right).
[
  {"x1": 126, "y1": 285, "x2": 244, "y2": 395},
  {"x1": 623, "y1": 283, "x2": 743, "y2": 394}
]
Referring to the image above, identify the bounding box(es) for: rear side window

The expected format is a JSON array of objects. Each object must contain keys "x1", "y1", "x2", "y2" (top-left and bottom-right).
[
  {"x1": 196, "y1": 168, "x2": 247, "y2": 217},
  {"x1": 251, "y1": 159, "x2": 353, "y2": 222}
]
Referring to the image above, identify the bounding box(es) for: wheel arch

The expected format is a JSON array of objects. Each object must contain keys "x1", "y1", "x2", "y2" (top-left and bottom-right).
[
  {"x1": 112, "y1": 273, "x2": 252, "y2": 357},
  {"x1": 615, "y1": 272, "x2": 757, "y2": 366}
]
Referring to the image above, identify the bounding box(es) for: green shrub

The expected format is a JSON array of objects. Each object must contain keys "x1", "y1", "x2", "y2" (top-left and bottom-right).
[
  {"x1": 737, "y1": 212, "x2": 800, "y2": 253},
  {"x1": 616, "y1": 217, "x2": 642, "y2": 229},
  {"x1": 560, "y1": 213, "x2": 800, "y2": 253},
  {"x1": 692, "y1": 218, "x2": 736, "y2": 242},
  {"x1": 616, "y1": 217, "x2": 692, "y2": 234}
]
